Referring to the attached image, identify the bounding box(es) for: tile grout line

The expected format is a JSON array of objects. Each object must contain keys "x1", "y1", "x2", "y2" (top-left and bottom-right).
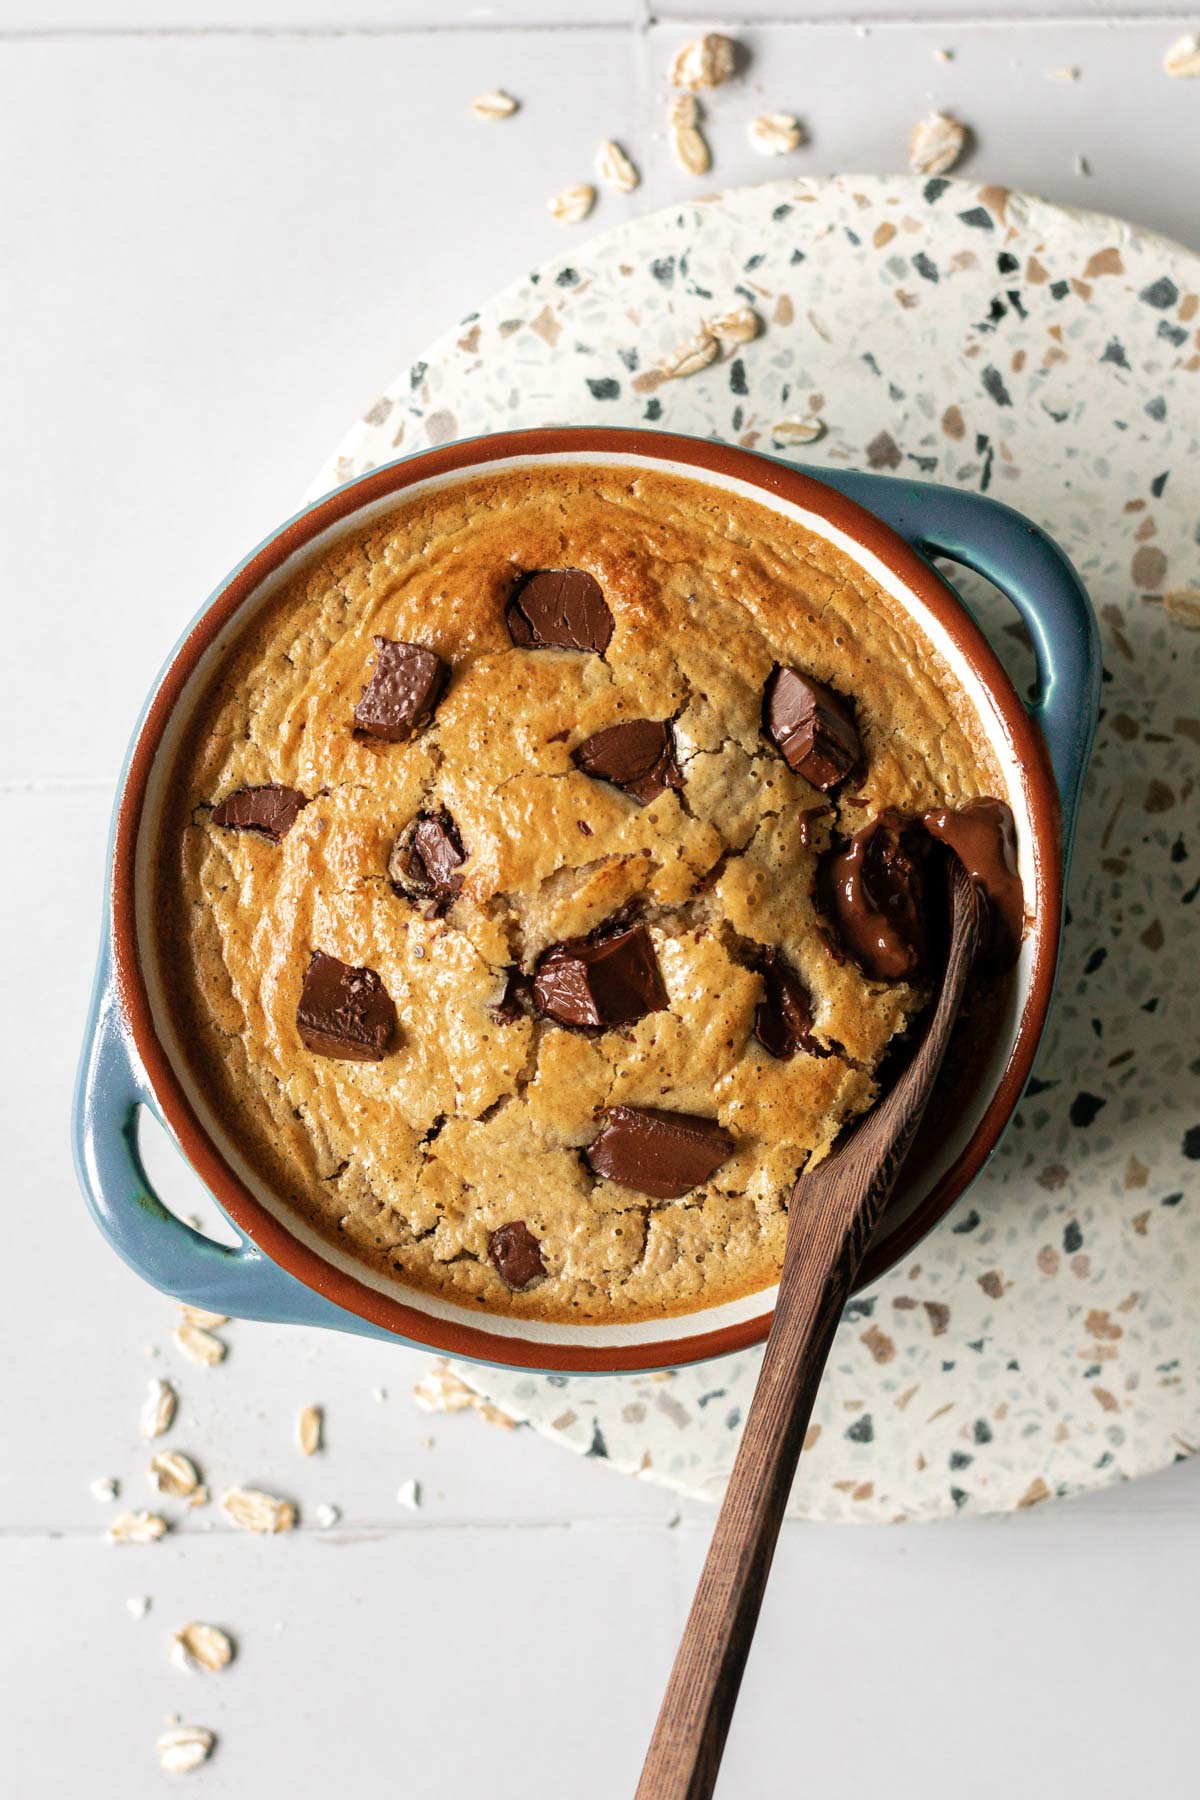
[
  {"x1": 0, "y1": 12, "x2": 1193, "y2": 43},
  {"x1": 0, "y1": 1516, "x2": 698, "y2": 1540},
  {"x1": 9, "y1": 1495, "x2": 1200, "y2": 1539},
  {"x1": 644, "y1": 6, "x2": 1194, "y2": 20},
  {"x1": 2, "y1": 20, "x2": 629, "y2": 43}
]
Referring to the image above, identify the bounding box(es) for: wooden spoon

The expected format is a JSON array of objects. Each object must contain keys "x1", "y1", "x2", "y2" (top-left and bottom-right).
[{"x1": 636, "y1": 859, "x2": 981, "y2": 1800}]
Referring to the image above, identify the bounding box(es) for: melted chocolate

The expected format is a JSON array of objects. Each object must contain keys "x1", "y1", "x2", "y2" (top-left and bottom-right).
[
  {"x1": 819, "y1": 798, "x2": 1025, "y2": 980},
  {"x1": 819, "y1": 810, "x2": 930, "y2": 981},
  {"x1": 795, "y1": 805, "x2": 830, "y2": 850},
  {"x1": 922, "y1": 798, "x2": 1024, "y2": 969},
  {"x1": 488, "y1": 968, "x2": 530, "y2": 1024},
  {"x1": 754, "y1": 949, "x2": 821, "y2": 1059}
]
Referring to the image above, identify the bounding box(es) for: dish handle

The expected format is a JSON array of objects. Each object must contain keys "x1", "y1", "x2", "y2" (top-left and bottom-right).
[
  {"x1": 808, "y1": 469, "x2": 1101, "y2": 862},
  {"x1": 72, "y1": 942, "x2": 388, "y2": 1336}
]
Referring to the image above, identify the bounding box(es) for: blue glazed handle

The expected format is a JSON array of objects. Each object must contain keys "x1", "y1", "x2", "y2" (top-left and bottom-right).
[
  {"x1": 73, "y1": 937, "x2": 400, "y2": 1340},
  {"x1": 803, "y1": 468, "x2": 1101, "y2": 865}
]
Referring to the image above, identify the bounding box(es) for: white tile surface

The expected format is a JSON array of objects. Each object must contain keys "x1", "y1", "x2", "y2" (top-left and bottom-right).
[
  {"x1": 0, "y1": 0, "x2": 636, "y2": 27},
  {"x1": 0, "y1": 28, "x2": 644, "y2": 780},
  {"x1": 643, "y1": 18, "x2": 1200, "y2": 246},
  {"x1": 1, "y1": 1529, "x2": 679, "y2": 1797},
  {"x1": 5, "y1": 6, "x2": 1200, "y2": 1795},
  {"x1": 704, "y1": 1495, "x2": 1200, "y2": 1799},
  {"x1": 5, "y1": 21, "x2": 1198, "y2": 784}
]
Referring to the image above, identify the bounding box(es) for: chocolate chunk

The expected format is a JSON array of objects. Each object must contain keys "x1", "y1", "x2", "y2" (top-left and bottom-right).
[
  {"x1": 506, "y1": 569, "x2": 614, "y2": 653},
  {"x1": 922, "y1": 798, "x2": 1023, "y2": 971},
  {"x1": 533, "y1": 922, "x2": 668, "y2": 1031},
  {"x1": 354, "y1": 638, "x2": 447, "y2": 742},
  {"x1": 297, "y1": 951, "x2": 396, "y2": 1061},
  {"x1": 754, "y1": 949, "x2": 820, "y2": 1059},
  {"x1": 573, "y1": 719, "x2": 684, "y2": 806},
  {"x1": 763, "y1": 665, "x2": 861, "y2": 790},
  {"x1": 488, "y1": 1221, "x2": 545, "y2": 1291},
  {"x1": 819, "y1": 809, "x2": 930, "y2": 981},
  {"x1": 389, "y1": 811, "x2": 466, "y2": 913},
  {"x1": 586, "y1": 1105, "x2": 733, "y2": 1200},
  {"x1": 211, "y1": 784, "x2": 306, "y2": 842}
]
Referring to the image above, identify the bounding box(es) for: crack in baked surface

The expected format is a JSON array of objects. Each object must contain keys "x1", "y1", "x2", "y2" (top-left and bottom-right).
[{"x1": 158, "y1": 463, "x2": 1004, "y2": 1323}]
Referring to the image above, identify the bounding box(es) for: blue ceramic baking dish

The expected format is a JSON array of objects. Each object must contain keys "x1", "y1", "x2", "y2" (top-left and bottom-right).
[{"x1": 74, "y1": 428, "x2": 1099, "y2": 1372}]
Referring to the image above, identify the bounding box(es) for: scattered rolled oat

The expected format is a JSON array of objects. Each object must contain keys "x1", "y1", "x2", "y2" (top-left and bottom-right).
[
  {"x1": 148, "y1": 1451, "x2": 202, "y2": 1498},
  {"x1": 412, "y1": 1363, "x2": 518, "y2": 1427},
  {"x1": 296, "y1": 1405, "x2": 323, "y2": 1457},
  {"x1": 221, "y1": 1487, "x2": 297, "y2": 1535},
  {"x1": 141, "y1": 1378, "x2": 177, "y2": 1439},
  {"x1": 169, "y1": 1623, "x2": 235, "y2": 1674},
  {"x1": 396, "y1": 1477, "x2": 422, "y2": 1510},
  {"x1": 772, "y1": 415, "x2": 826, "y2": 446},
  {"x1": 156, "y1": 1726, "x2": 215, "y2": 1776},
  {"x1": 126, "y1": 1595, "x2": 151, "y2": 1619},
  {"x1": 659, "y1": 331, "x2": 720, "y2": 380},
  {"x1": 413, "y1": 1363, "x2": 478, "y2": 1414},
  {"x1": 470, "y1": 89, "x2": 519, "y2": 119},
  {"x1": 595, "y1": 139, "x2": 640, "y2": 194},
  {"x1": 89, "y1": 1476, "x2": 119, "y2": 1503},
  {"x1": 908, "y1": 111, "x2": 967, "y2": 177},
  {"x1": 174, "y1": 1321, "x2": 226, "y2": 1367},
  {"x1": 179, "y1": 1304, "x2": 228, "y2": 1330},
  {"x1": 314, "y1": 1502, "x2": 341, "y2": 1530},
  {"x1": 668, "y1": 97, "x2": 710, "y2": 175},
  {"x1": 707, "y1": 306, "x2": 761, "y2": 346},
  {"x1": 668, "y1": 32, "x2": 737, "y2": 92},
  {"x1": 549, "y1": 183, "x2": 595, "y2": 226},
  {"x1": 1164, "y1": 587, "x2": 1200, "y2": 628},
  {"x1": 747, "y1": 112, "x2": 804, "y2": 157},
  {"x1": 108, "y1": 1509, "x2": 169, "y2": 1545},
  {"x1": 1164, "y1": 32, "x2": 1200, "y2": 78}
]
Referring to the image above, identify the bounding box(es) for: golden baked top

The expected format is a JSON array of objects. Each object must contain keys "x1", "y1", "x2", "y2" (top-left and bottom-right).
[{"x1": 159, "y1": 462, "x2": 1005, "y2": 1324}]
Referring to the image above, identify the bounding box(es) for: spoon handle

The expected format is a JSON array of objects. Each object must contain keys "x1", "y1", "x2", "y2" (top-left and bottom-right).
[
  {"x1": 635, "y1": 865, "x2": 979, "y2": 1800},
  {"x1": 633, "y1": 1187, "x2": 869, "y2": 1800}
]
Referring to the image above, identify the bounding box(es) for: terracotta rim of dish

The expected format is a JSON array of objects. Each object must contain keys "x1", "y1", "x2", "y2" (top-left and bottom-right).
[{"x1": 109, "y1": 427, "x2": 1061, "y2": 1371}]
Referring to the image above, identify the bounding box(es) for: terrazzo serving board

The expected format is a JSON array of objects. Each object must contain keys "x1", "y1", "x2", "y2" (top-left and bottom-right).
[{"x1": 309, "y1": 174, "x2": 1200, "y2": 1522}]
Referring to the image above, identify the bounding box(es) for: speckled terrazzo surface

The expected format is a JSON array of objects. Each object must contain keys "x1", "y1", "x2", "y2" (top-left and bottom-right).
[{"x1": 309, "y1": 175, "x2": 1200, "y2": 1522}]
